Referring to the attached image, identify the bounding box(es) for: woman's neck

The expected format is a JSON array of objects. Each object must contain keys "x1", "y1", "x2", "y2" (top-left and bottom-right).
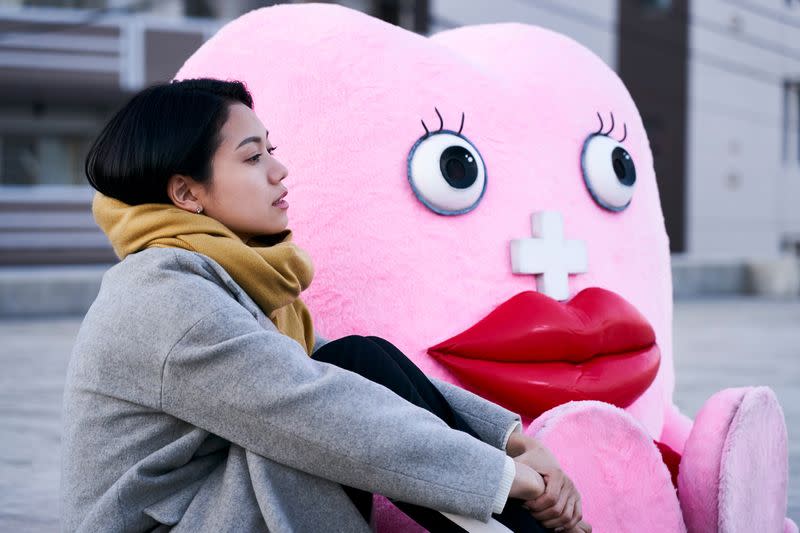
[{"x1": 241, "y1": 230, "x2": 292, "y2": 247}]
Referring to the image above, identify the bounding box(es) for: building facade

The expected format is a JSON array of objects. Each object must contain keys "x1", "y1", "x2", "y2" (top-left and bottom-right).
[
  {"x1": 686, "y1": 0, "x2": 800, "y2": 259},
  {"x1": 0, "y1": 1, "x2": 221, "y2": 264}
]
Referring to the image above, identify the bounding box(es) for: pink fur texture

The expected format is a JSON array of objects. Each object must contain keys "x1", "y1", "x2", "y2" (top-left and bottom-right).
[
  {"x1": 175, "y1": 4, "x2": 793, "y2": 531},
  {"x1": 679, "y1": 388, "x2": 789, "y2": 533},
  {"x1": 527, "y1": 401, "x2": 685, "y2": 532}
]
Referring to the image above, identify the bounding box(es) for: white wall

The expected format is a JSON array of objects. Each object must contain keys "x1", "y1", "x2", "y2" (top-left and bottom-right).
[
  {"x1": 429, "y1": 0, "x2": 618, "y2": 70},
  {"x1": 687, "y1": 0, "x2": 800, "y2": 259}
]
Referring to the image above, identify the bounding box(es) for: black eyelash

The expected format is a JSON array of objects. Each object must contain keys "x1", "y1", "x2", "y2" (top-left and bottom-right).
[
  {"x1": 595, "y1": 112, "x2": 627, "y2": 143},
  {"x1": 434, "y1": 108, "x2": 444, "y2": 131},
  {"x1": 247, "y1": 146, "x2": 277, "y2": 164},
  {"x1": 420, "y1": 108, "x2": 467, "y2": 138}
]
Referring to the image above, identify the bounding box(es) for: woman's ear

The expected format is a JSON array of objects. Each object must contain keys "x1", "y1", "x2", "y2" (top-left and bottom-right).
[{"x1": 167, "y1": 174, "x2": 204, "y2": 213}]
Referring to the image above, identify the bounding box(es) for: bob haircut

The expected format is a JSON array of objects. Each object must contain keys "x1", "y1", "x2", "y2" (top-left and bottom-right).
[{"x1": 85, "y1": 78, "x2": 254, "y2": 205}]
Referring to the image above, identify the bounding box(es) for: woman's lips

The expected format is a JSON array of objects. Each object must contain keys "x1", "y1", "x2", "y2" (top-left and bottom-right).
[
  {"x1": 272, "y1": 190, "x2": 288, "y2": 208},
  {"x1": 427, "y1": 287, "x2": 660, "y2": 419},
  {"x1": 272, "y1": 191, "x2": 288, "y2": 209}
]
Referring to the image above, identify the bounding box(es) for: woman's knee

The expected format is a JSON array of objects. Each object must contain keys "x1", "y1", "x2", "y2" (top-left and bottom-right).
[
  {"x1": 313, "y1": 335, "x2": 362, "y2": 357},
  {"x1": 312, "y1": 335, "x2": 391, "y2": 373},
  {"x1": 319, "y1": 335, "x2": 371, "y2": 358}
]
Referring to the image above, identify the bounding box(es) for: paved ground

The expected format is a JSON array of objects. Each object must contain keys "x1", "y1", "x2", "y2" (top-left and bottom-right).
[{"x1": 1, "y1": 298, "x2": 798, "y2": 531}]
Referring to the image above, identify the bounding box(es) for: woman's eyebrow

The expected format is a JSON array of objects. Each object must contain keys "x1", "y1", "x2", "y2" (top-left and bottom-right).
[{"x1": 236, "y1": 129, "x2": 269, "y2": 150}]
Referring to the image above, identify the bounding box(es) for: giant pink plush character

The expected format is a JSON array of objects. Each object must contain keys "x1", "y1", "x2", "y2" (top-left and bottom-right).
[{"x1": 176, "y1": 4, "x2": 795, "y2": 532}]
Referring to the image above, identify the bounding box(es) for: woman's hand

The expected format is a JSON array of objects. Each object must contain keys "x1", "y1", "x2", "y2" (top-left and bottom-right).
[
  {"x1": 525, "y1": 467, "x2": 582, "y2": 531},
  {"x1": 507, "y1": 432, "x2": 587, "y2": 531},
  {"x1": 562, "y1": 519, "x2": 593, "y2": 533},
  {"x1": 508, "y1": 461, "x2": 545, "y2": 501}
]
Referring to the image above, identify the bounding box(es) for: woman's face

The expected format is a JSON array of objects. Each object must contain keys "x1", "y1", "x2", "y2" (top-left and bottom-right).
[{"x1": 194, "y1": 102, "x2": 290, "y2": 241}]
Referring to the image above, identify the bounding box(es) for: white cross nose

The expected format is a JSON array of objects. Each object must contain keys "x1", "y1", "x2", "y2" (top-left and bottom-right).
[{"x1": 510, "y1": 211, "x2": 588, "y2": 301}]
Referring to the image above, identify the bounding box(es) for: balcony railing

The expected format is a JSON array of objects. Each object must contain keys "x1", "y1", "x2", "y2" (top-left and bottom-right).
[{"x1": 0, "y1": 185, "x2": 114, "y2": 265}]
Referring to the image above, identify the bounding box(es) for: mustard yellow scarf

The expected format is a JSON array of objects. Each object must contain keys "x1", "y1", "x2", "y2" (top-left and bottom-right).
[{"x1": 92, "y1": 192, "x2": 316, "y2": 355}]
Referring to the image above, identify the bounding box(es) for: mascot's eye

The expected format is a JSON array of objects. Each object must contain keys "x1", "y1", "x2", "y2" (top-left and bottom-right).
[
  {"x1": 407, "y1": 131, "x2": 486, "y2": 215},
  {"x1": 580, "y1": 133, "x2": 636, "y2": 211}
]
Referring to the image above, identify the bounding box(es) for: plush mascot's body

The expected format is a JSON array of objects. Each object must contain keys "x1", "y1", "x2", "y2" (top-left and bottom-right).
[{"x1": 176, "y1": 4, "x2": 795, "y2": 532}]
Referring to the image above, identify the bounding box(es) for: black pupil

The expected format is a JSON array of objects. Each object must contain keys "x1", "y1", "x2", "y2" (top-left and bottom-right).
[
  {"x1": 612, "y1": 146, "x2": 636, "y2": 186},
  {"x1": 440, "y1": 145, "x2": 478, "y2": 189}
]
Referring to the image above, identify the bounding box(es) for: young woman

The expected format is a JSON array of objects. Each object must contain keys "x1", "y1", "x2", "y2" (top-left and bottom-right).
[{"x1": 61, "y1": 78, "x2": 590, "y2": 533}]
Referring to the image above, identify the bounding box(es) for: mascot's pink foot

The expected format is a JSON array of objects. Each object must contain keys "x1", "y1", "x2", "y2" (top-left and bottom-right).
[
  {"x1": 526, "y1": 401, "x2": 685, "y2": 533},
  {"x1": 678, "y1": 387, "x2": 790, "y2": 533}
]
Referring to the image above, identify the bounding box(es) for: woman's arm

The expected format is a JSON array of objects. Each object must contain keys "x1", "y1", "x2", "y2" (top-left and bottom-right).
[
  {"x1": 429, "y1": 376, "x2": 523, "y2": 451},
  {"x1": 160, "y1": 302, "x2": 509, "y2": 522},
  {"x1": 310, "y1": 330, "x2": 521, "y2": 451}
]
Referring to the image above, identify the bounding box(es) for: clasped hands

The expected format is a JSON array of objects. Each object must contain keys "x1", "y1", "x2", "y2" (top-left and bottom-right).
[{"x1": 506, "y1": 430, "x2": 592, "y2": 533}]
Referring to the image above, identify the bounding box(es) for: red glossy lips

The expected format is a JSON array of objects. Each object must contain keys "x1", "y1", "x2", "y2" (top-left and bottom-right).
[{"x1": 427, "y1": 287, "x2": 660, "y2": 420}]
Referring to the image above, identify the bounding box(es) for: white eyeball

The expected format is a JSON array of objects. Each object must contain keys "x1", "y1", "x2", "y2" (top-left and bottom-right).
[
  {"x1": 580, "y1": 134, "x2": 637, "y2": 211},
  {"x1": 407, "y1": 131, "x2": 486, "y2": 215}
]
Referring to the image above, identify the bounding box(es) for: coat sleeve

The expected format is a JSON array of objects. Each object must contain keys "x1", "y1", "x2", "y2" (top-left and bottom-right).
[
  {"x1": 310, "y1": 331, "x2": 521, "y2": 450},
  {"x1": 429, "y1": 377, "x2": 523, "y2": 451},
  {"x1": 159, "y1": 303, "x2": 508, "y2": 522}
]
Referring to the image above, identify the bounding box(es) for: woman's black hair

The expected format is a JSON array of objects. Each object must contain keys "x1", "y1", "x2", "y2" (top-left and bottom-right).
[{"x1": 85, "y1": 78, "x2": 254, "y2": 205}]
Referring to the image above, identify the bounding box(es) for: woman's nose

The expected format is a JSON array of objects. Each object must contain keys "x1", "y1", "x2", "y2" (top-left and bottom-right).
[{"x1": 268, "y1": 160, "x2": 288, "y2": 184}]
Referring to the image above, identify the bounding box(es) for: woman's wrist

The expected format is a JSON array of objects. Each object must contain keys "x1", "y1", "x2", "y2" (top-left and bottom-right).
[{"x1": 506, "y1": 429, "x2": 528, "y2": 457}]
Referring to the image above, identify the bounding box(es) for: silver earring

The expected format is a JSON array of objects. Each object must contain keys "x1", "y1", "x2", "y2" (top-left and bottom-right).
[{"x1": 195, "y1": 205, "x2": 203, "y2": 214}]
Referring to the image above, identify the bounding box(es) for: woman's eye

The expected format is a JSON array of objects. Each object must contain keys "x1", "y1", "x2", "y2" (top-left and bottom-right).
[
  {"x1": 406, "y1": 132, "x2": 486, "y2": 215},
  {"x1": 267, "y1": 146, "x2": 277, "y2": 155},
  {"x1": 247, "y1": 153, "x2": 262, "y2": 163},
  {"x1": 580, "y1": 133, "x2": 636, "y2": 211}
]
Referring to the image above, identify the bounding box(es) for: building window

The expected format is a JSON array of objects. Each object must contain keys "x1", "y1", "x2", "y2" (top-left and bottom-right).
[
  {"x1": 371, "y1": 0, "x2": 429, "y2": 34},
  {"x1": 783, "y1": 81, "x2": 800, "y2": 166},
  {"x1": 640, "y1": 0, "x2": 672, "y2": 10},
  {"x1": 184, "y1": 0, "x2": 215, "y2": 18},
  {"x1": 0, "y1": 134, "x2": 93, "y2": 186}
]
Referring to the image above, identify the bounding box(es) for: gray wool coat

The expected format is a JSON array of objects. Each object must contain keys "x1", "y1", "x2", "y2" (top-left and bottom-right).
[{"x1": 60, "y1": 248, "x2": 523, "y2": 532}]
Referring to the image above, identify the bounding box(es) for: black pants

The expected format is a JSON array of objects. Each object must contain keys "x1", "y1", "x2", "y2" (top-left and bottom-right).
[{"x1": 312, "y1": 335, "x2": 550, "y2": 533}]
